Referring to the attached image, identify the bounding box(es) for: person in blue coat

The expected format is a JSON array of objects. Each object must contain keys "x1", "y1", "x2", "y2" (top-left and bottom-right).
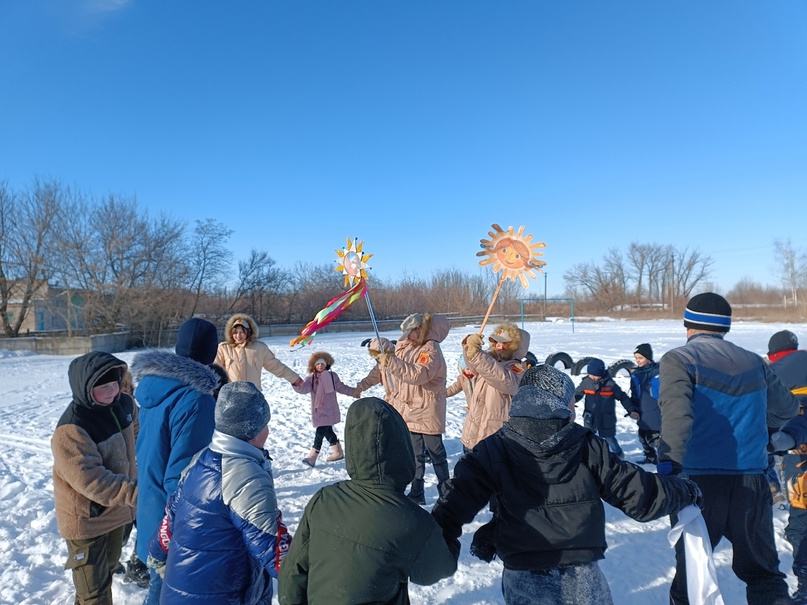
[
  {"x1": 148, "y1": 382, "x2": 291, "y2": 605},
  {"x1": 131, "y1": 317, "x2": 221, "y2": 605},
  {"x1": 629, "y1": 343, "x2": 661, "y2": 464}
]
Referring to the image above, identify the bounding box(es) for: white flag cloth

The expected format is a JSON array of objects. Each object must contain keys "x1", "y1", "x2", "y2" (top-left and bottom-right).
[{"x1": 667, "y1": 504, "x2": 725, "y2": 605}]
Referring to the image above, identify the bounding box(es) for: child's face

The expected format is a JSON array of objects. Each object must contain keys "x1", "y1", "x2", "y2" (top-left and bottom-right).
[
  {"x1": 315, "y1": 362, "x2": 326, "y2": 372},
  {"x1": 588, "y1": 374, "x2": 602, "y2": 381},
  {"x1": 634, "y1": 353, "x2": 649, "y2": 367},
  {"x1": 92, "y1": 380, "x2": 120, "y2": 405}
]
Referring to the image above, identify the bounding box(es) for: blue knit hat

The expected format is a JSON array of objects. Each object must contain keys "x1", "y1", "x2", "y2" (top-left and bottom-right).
[
  {"x1": 175, "y1": 318, "x2": 219, "y2": 365},
  {"x1": 511, "y1": 365, "x2": 575, "y2": 420},
  {"x1": 586, "y1": 358, "x2": 606, "y2": 377},
  {"x1": 215, "y1": 382, "x2": 270, "y2": 441},
  {"x1": 684, "y1": 292, "x2": 732, "y2": 333}
]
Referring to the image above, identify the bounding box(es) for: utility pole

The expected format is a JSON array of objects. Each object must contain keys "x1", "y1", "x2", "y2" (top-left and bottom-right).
[{"x1": 543, "y1": 272, "x2": 548, "y2": 321}]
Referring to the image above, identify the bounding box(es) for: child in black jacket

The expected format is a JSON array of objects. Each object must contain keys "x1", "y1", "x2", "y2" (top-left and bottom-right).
[
  {"x1": 574, "y1": 358, "x2": 633, "y2": 459},
  {"x1": 432, "y1": 364, "x2": 701, "y2": 605}
]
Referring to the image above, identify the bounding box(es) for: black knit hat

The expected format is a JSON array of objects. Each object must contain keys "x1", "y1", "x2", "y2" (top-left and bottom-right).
[
  {"x1": 175, "y1": 318, "x2": 219, "y2": 365},
  {"x1": 768, "y1": 330, "x2": 798, "y2": 355},
  {"x1": 634, "y1": 343, "x2": 653, "y2": 361},
  {"x1": 683, "y1": 292, "x2": 732, "y2": 333},
  {"x1": 511, "y1": 365, "x2": 575, "y2": 420}
]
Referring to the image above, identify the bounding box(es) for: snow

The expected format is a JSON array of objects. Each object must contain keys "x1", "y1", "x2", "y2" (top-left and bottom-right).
[{"x1": 1, "y1": 318, "x2": 805, "y2": 604}]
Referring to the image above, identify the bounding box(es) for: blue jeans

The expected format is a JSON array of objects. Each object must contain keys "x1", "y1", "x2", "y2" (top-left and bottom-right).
[
  {"x1": 142, "y1": 568, "x2": 162, "y2": 605},
  {"x1": 502, "y1": 562, "x2": 613, "y2": 605}
]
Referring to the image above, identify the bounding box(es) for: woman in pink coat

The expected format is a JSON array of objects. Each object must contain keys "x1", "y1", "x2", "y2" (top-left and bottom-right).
[{"x1": 293, "y1": 351, "x2": 357, "y2": 467}]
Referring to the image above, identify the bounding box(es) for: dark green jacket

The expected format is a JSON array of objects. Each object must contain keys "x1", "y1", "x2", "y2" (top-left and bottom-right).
[{"x1": 278, "y1": 397, "x2": 457, "y2": 604}]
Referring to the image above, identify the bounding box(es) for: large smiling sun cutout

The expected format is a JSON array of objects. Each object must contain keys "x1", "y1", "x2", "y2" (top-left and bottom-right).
[
  {"x1": 335, "y1": 237, "x2": 373, "y2": 288},
  {"x1": 477, "y1": 223, "x2": 546, "y2": 288}
]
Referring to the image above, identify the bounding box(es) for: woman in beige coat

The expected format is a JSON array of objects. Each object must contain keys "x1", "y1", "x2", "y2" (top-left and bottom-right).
[
  {"x1": 376, "y1": 313, "x2": 450, "y2": 505},
  {"x1": 214, "y1": 313, "x2": 302, "y2": 389},
  {"x1": 456, "y1": 323, "x2": 530, "y2": 451}
]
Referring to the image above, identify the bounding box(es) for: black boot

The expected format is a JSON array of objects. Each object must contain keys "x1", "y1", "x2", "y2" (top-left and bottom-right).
[
  {"x1": 123, "y1": 552, "x2": 150, "y2": 589},
  {"x1": 406, "y1": 479, "x2": 426, "y2": 505}
]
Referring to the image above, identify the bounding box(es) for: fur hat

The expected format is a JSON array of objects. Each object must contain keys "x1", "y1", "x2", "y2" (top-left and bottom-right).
[
  {"x1": 683, "y1": 292, "x2": 732, "y2": 333},
  {"x1": 634, "y1": 343, "x2": 653, "y2": 361},
  {"x1": 510, "y1": 365, "x2": 575, "y2": 420},
  {"x1": 307, "y1": 351, "x2": 334, "y2": 373},
  {"x1": 586, "y1": 358, "x2": 606, "y2": 377},
  {"x1": 176, "y1": 318, "x2": 219, "y2": 365},
  {"x1": 768, "y1": 330, "x2": 798, "y2": 356},
  {"x1": 215, "y1": 382, "x2": 270, "y2": 441},
  {"x1": 399, "y1": 313, "x2": 424, "y2": 341}
]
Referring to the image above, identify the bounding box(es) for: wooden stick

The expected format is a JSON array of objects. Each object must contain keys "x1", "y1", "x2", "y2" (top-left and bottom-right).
[{"x1": 479, "y1": 274, "x2": 506, "y2": 333}]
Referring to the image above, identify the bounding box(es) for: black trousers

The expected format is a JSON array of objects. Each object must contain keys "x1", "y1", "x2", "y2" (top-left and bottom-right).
[
  {"x1": 408, "y1": 432, "x2": 449, "y2": 498},
  {"x1": 313, "y1": 425, "x2": 338, "y2": 450},
  {"x1": 669, "y1": 473, "x2": 789, "y2": 605}
]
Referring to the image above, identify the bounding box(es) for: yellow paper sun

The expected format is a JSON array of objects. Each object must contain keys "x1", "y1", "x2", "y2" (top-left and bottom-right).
[
  {"x1": 477, "y1": 223, "x2": 546, "y2": 288},
  {"x1": 335, "y1": 237, "x2": 373, "y2": 288}
]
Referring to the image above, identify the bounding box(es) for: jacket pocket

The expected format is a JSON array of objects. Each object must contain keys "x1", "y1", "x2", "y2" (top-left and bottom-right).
[{"x1": 89, "y1": 501, "x2": 106, "y2": 518}]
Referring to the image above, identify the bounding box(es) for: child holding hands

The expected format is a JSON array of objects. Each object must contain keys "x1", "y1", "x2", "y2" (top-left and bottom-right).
[{"x1": 294, "y1": 351, "x2": 357, "y2": 467}]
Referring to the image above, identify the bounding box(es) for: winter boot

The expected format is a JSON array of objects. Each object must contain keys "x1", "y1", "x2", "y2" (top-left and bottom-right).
[
  {"x1": 123, "y1": 553, "x2": 150, "y2": 589},
  {"x1": 406, "y1": 479, "x2": 426, "y2": 506},
  {"x1": 302, "y1": 448, "x2": 319, "y2": 467},
  {"x1": 325, "y1": 442, "x2": 344, "y2": 462}
]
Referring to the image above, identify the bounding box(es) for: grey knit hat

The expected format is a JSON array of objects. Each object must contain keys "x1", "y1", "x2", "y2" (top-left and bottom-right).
[
  {"x1": 511, "y1": 365, "x2": 575, "y2": 420},
  {"x1": 215, "y1": 382, "x2": 270, "y2": 441}
]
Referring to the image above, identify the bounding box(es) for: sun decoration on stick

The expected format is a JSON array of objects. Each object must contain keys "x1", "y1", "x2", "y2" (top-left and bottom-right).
[
  {"x1": 477, "y1": 223, "x2": 546, "y2": 288},
  {"x1": 335, "y1": 237, "x2": 373, "y2": 288}
]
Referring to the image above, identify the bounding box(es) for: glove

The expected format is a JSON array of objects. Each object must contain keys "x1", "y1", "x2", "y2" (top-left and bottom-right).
[
  {"x1": 681, "y1": 477, "x2": 704, "y2": 509},
  {"x1": 463, "y1": 333, "x2": 484, "y2": 357},
  {"x1": 352, "y1": 387, "x2": 362, "y2": 399},
  {"x1": 657, "y1": 460, "x2": 682, "y2": 476},
  {"x1": 770, "y1": 430, "x2": 797, "y2": 453},
  {"x1": 146, "y1": 554, "x2": 166, "y2": 577},
  {"x1": 629, "y1": 411, "x2": 641, "y2": 421},
  {"x1": 291, "y1": 378, "x2": 303, "y2": 387},
  {"x1": 377, "y1": 353, "x2": 390, "y2": 369}
]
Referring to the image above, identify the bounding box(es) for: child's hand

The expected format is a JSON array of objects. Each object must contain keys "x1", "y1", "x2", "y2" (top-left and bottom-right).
[
  {"x1": 292, "y1": 378, "x2": 303, "y2": 387},
  {"x1": 629, "y1": 411, "x2": 641, "y2": 421},
  {"x1": 352, "y1": 387, "x2": 363, "y2": 399}
]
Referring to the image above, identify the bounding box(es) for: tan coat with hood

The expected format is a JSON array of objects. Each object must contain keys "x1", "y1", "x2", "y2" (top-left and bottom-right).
[
  {"x1": 457, "y1": 323, "x2": 530, "y2": 449},
  {"x1": 52, "y1": 352, "x2": 137, "y2": 540},
  {"x1": 386, "y1": 314, "x2": 449, "y2": 435},
  {"x1": 215, "y1": 313, "x2": 301, "y2": 388}
]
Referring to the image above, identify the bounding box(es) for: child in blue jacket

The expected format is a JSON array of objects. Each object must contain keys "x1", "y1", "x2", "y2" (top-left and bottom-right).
[{"x1": 574, "y1": 358, "x2": 633, "y2": 459}]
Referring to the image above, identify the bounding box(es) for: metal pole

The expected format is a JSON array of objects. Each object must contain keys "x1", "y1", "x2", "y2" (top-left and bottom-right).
[{"x1": 543, "y1": 272, "x2": 548, "y2": 321}]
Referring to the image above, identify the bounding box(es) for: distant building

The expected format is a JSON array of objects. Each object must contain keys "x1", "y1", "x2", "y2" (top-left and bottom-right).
[{"x1": 5, "y1": 281, "x2": 84, "y2": 333}]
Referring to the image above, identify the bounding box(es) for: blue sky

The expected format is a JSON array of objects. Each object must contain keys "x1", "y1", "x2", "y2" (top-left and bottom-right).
[{"x1": 1, "y1": 1, "x2": 805, "y2": 295}]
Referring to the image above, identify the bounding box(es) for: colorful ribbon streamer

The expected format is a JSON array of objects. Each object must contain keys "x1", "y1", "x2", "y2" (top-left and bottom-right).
[{"x1": 290, "y1": 278, "x2": 368, "y2": 347}]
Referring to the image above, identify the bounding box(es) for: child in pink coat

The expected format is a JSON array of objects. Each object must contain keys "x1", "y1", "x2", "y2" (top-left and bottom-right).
[{"x1": 293, "y1": 351, "x2": 357, "y2": 467}]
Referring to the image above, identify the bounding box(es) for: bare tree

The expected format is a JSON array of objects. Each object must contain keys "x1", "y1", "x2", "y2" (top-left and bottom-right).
[
  {"x1": 186, "y1": 219, "x2": 233, "y2": 316},
  {"x1": 774, "y1": 239, "x2": 805, "y2": 307},
  {"x1": 672, "y1": 247, "x2": 713, "y2": 300},
  {"x1": 230, "y1": 250, "x2": 292, "y2": 322},
  {"x1": 0, "y1": 178, "x2": 61, "y2": 337}
]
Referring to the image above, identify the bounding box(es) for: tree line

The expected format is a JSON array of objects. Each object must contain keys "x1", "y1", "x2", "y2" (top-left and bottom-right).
[{"x1": 1, "y1": 179, "x2": 803, "y2": 345}]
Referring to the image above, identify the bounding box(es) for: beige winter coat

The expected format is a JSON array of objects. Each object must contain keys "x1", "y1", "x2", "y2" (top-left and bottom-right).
[
  {"x1": 214, "y1": 313, "x2": 301, "y2": 388},
  {"x1": 386, "y1": 314, "x2": 449, "y2": 435},
  {"x1": 458, "y1": 324, "x2": 530, "y2": 449}
]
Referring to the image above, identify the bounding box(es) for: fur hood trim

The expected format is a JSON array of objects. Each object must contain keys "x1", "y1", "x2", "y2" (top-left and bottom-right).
[
  {"x1": 490, "y1": 323, "x2": 530, "y2": 361},
  {"x1": 307, "y1": 351, "x2": 335, "y2": 373},
  {"x1": 412, "y1": 313, "x2": 450, "y2": 346},
  {"x1": 224, "y1": 313, "x2": 259, "y2": 344},
  {"x1": 130, "y1": 350, "x2": 220, "y2": 395}
]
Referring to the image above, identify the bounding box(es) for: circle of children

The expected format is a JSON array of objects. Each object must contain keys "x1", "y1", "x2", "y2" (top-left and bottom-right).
[{"x1": 50, "y1": 295, "x2": 807, "y2": 605}]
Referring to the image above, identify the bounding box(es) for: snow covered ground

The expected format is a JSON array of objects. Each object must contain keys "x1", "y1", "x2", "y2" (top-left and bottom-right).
[{"x1": 1, "y1": 317, "x2": 805, "y2": 604}]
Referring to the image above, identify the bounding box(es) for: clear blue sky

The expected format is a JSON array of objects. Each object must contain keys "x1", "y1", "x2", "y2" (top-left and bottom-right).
[{"x1": 1, "y1": 1, "x2": 805, "y2": 295}]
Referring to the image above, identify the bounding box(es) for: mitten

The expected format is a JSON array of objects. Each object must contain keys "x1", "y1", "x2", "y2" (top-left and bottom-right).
[
  {"x1": 681, "y1": 477, "x2": 704, "y2": 509},
  {"x1": 463, "y1": 333, "x2": 484, "y2": 357},
  {"x1": 657, "y1": 460, "x2": 682, "y2": 476},
  {"x1": 469, "y1": 518, "x2": 497, "y2": 562},
  {"x1": 630, "y1": 411, "x2": 641, "y2": 421},
  {"x1": 146, "y1": 554, "x2": 166, "y2": 577},
  {"x1": 770, "y1": 430, "x2": 797, "y2": 453}
]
